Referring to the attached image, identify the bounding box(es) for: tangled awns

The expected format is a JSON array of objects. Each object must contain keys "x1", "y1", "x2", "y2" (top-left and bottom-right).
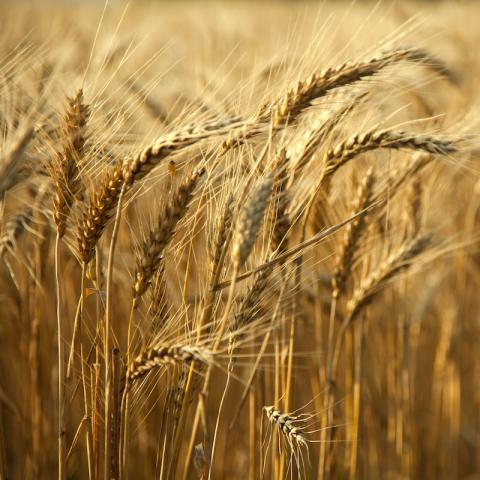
[{"x1": 1, "y1": 1, "x2": 480, "y2": 479}]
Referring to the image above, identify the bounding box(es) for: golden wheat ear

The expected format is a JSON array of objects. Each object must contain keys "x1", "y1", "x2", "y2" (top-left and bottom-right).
[
  {"x1": 52, "y1": 89, "x2": 90, "y2": 237},
  {"x1": 133, "y1": 167, "x2": 205, "y2": 303},
  {"x1": 232, "y1": 175, "x2": 274, "y2": 270},
  {"x1": 76, "y1": 162, "x2": 124, "y2": 265}
]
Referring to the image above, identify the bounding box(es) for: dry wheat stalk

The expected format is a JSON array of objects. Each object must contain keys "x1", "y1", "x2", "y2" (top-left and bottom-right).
[
  {"x1": 330, "y1": 233, "x2": 432, "y2": 387},
  {"x1": 231, "y1": 260, "x2": 274, "y2": 335},
  {"x1": 123, "y1": 122, "x2": 233, "y2": 186}
]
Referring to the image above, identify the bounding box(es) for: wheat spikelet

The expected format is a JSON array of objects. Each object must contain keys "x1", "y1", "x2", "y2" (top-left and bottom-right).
[
  {"x1": 171, "y1": 365, "x2": 189, "y2": 425},
  {"x1": 332, "y1": 168, "x2": 376, "y2": 299},
  {"x1": 0, "y1": 183, "x2": 47, "y2": 259},
  {"x1": 133, "y1": 167, "x2": 205, "y2": 300},
  {"x1": 231, "y1": 175, "x2": 273, "y2": 269},
  {"x1": 231, "y1": 259, "x2": 274, "y2": 334},
  {"x1": 77, "y1": 129, "x2": 212, "y2": 266}
]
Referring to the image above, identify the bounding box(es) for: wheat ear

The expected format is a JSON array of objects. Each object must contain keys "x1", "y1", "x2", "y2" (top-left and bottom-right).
[
  {"x1": 232, "y1": 175, "x2": 274, "y2": 270},
  {"x1": 346, "y1": 234, "x2": 431, "y2": 322},
  {"x1": 128, "y1": 345, "x2": 212, "y2": 385},
  {"x1": 332, "y1": 168, "x2": 376, "y2": 299},
  {"x1": 77, "y1": 162, "x2": 124, "y2": 264},
  {"x1": 133, "y1": 167, "x2": 205, "y2": 301},
  {"x1": 53, "y1": 89, "x2": 90, "y2": 237},
  {"x1": 324, "y1": 129, "x2": 456, "y2": 178},
  {"x1": 264, "y1": 406, "x2": 309, "y2": 450},
  {"x1": 265, "y1": 47, "x2": 445, "y2": 127}
]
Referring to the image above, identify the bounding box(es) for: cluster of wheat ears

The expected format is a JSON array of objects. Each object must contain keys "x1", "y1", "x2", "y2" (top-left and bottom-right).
[{"x1": 0, "y1": 2, "x2": 479, "y2": 479}]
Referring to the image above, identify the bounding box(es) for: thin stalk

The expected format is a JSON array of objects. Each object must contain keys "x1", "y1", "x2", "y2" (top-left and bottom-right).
[
  {"x1": 182, "y1": 266, "x2": 239, "y2": 480},
  {"x1": 248, "y1": 386, "x2": 256, "y2": 480},
  {"x1": 206, "y1": 266, "x2": 239, "y2": 479},
  {"x1": 104, "y1": 185, "x2": 126, "y2": 479},
  {"x1": 111, "y1": 349, "x2": 122, "y2": 479},
  {"x1": 81, "y1": 346, "x2": 94, "y2": 479},
  {"x1": 55, "y1": 233, "x2": 66, "y2": 480},
  {"x1": 67, "y1": 268, "x2": 86, "y2": 381},
  {"x1": 349, "y1": 318, "x2": 364, "y2": 480},
  {"x1": 94, "y1": 245, "x2": 103, "y2": 480},
  {"x1": 228, "y1": 279, "x2": 288, "y2": 430},
  {"x1": 173, "y1": 213, "x2": 232, "y2": 479},
  {"x1": 279, "y1": 257, "x2": 301, "y2": 479},
  {"x1": 120, "y1": 300, "x2": 135, "y2": 480},
  {"x1": 320, "y1": 295, "x2": 338, "y2": 480},
  {"x1": 209, "y1": 360, "x2": 233, "y2": 478}
]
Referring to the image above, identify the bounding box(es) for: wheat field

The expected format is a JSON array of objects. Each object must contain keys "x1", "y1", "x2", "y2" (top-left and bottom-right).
[{"x1": 1, "y1": 1, "x2": 480, "y2": 479}]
